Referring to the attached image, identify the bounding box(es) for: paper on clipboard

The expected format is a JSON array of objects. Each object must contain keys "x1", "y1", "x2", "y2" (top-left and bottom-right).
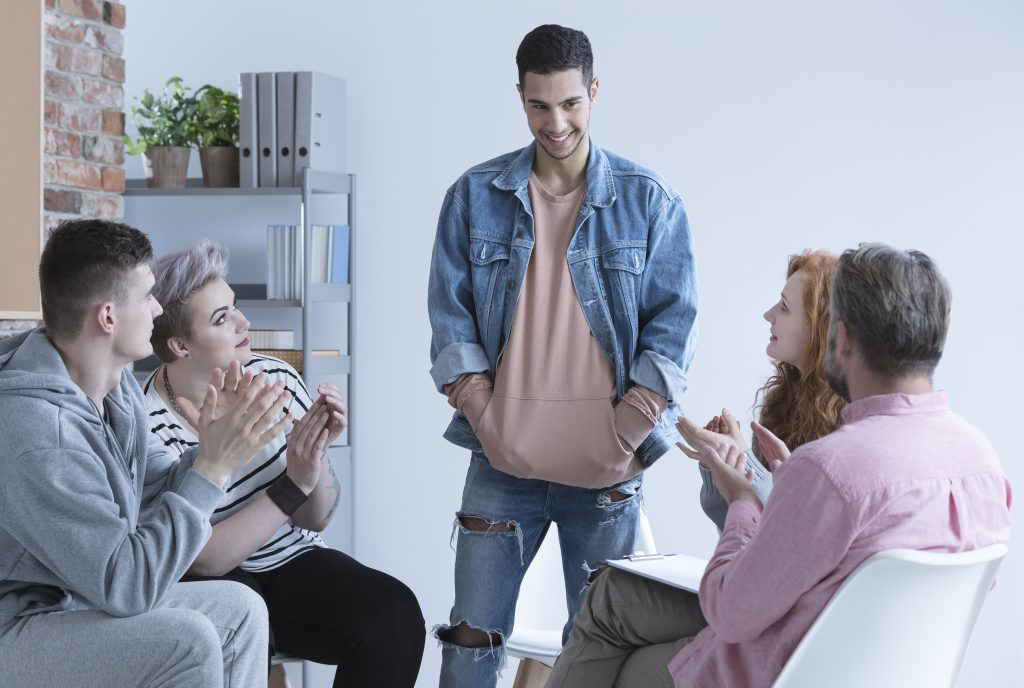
[{"x1": 605, "y1": 554, "x2": 709, "y2": 593}]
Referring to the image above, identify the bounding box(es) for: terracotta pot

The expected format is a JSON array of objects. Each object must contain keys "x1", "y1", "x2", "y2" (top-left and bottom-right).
[
  {"x1": 142, "y1": 146, "x2": 190, "y2": 188},
  {"x1": 199, "y1": 146, "x2": 241, "y2": 187}
]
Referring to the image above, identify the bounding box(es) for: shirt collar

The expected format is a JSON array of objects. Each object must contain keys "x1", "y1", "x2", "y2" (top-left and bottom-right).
[
  {"x1": 841, "y1": 390, "x2": 949, "y2": 424},
  {"x1": 492, "y1": 138, "x2": 616, "y2": 208}
]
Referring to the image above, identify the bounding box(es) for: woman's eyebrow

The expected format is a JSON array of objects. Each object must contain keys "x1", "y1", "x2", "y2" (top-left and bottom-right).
[{"x1": 209, "y1": 305, "x2": 230, "y2": 322}]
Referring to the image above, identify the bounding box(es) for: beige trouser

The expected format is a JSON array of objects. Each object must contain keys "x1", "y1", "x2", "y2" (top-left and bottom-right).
[{"x1": 545, "y1": 567, "x2": 707, "y2": 688}]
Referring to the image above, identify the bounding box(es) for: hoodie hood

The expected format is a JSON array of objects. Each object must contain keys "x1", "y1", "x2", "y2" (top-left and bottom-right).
[
  {"x1": 0, "y1": 327, "x2": 141, "y2": 446},
  {"x1": 0, "y1": 327, "x2": 102, "y2": 428}
]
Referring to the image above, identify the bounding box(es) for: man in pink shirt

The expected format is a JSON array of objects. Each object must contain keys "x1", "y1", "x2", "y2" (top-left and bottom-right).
[{"x1": 546, "y1": 243, "x2": 1012, "y2": 688}]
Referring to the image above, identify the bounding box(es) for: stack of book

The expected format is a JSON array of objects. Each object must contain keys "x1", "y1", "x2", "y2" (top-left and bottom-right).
[
  {"x1": 248, "y1": 330, "x2": 295, "y2": 349},
  {"x1": 249, "y1": 348, "x2": 342, "y2": 374},
  {"x1": 266, "y1": 224, "x2": 350, "y2": 300}
]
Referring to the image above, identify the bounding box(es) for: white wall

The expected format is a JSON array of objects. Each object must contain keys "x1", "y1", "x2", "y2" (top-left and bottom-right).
[{"x1": 122, "y1": 1, "x2": 1024, "y2": 686}]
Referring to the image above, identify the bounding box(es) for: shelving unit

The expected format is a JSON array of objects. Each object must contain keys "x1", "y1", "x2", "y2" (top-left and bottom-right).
[{"x1": 125, "y1": 169, "x2": 357, "y2": 553}]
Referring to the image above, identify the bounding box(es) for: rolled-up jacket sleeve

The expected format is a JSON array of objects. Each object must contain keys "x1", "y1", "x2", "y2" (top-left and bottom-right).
[
  {"x1": 428, "y1": 187, "x2": 490, "y2": 391},
  {"x1": 629, "y1": 196, "x2": 698, "y2": 403}
]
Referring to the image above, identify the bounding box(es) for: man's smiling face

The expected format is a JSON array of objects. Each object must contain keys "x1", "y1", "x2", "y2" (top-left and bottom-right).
[{"x1": 518, "y1": 68, "x2": 598, "y2": 164}]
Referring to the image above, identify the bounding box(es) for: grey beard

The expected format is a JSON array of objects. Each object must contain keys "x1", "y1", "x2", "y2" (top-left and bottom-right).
[{"x1": 825, "y1": 366, "x2": 851, "y2": 403}]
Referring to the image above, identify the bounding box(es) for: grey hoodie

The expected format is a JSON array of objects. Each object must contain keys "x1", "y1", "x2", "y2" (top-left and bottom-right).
[{"x1": 0, "y1": 328, "x2": 224, "y2": 628}]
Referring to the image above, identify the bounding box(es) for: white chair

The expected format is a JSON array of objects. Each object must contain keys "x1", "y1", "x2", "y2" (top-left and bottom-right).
[
  {"x1": 771, "y1": 543, "x2": 1008, "y2": 688},
  {"x1": 508, "y1": 540, "x2": 1007, "y2": 688},
  {"x1": 505, "y1": 509, "x2": 659, "y2": 688},
  {"x1": 270, "y1": 652, "x2": 310, "y2": 688}
]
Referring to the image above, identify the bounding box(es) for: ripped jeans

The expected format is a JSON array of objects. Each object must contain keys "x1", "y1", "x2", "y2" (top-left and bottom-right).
[{"x1": 435, "y1": 452, "x2": 643, "y2": 688}]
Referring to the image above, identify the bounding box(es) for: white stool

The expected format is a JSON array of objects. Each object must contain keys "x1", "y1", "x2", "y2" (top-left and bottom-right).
[
  {"x1": 270, "y1": 652, "x2": 310, "y2": 688},
  {"x1": 506, "y1": 628, "x2": 561, "y2": 687}
]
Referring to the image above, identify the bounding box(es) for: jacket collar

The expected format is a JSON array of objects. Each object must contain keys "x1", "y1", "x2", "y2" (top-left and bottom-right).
[{"x1": 492, "y1": 138, "x2": 617, "y2": 208}]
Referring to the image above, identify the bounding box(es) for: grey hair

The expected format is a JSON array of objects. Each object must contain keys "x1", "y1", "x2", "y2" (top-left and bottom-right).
[
  {"x1": 830, "y1": 243, "x2": 951, "y2": 378},
  {"x1": 150, "y1": 240, "x2": 229, "y2": 362}
]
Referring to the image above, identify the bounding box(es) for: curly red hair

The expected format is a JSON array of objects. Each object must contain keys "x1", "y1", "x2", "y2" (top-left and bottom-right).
[{"x1": 753, "y1": 251, "x2": 846, "y2": 465}]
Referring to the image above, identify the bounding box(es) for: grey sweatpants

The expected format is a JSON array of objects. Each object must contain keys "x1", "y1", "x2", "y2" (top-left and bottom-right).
[
  {"x1": 0, "y1": 580, "x2": 269, "y2": 688},
  {"x1": 545, "y1": 568, "x2": 707, "y2": 688}
]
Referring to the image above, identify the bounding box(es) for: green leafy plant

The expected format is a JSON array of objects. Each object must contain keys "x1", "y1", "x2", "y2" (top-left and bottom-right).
[
  {"x1": 122, "y1": 76, "x2": 198, "y2": 155},
  {"x1": 194, "y1": 84, "x2": 240, "y2": 147}
]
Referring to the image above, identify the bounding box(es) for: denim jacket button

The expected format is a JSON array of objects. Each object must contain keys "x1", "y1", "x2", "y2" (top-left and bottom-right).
[
  {"x1": 515, "y1": 230, "x2": 524, "y2": 239},
  {"x1": 507, "y1": 280, "x2": 515, "y2": 289}
]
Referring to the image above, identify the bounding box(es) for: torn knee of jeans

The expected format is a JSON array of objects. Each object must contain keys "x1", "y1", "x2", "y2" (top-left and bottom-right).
[
  {"x1": 433, "y1": 622, "x2": 505, "y2": 657},
  {"x1": 449, "y1": 512, "x2": 526, "y2": 565},
  {"x1": 586, "y1": 564, "x2": 609, "y2": 584},
  {"x1": 579, "y1": 560, "x2": 605, "y2": 593},
  {"x1": 597, "y1": 477, "x2": 642, "y2": 508},
  {"x1": 458, "y1": 514, "x2": 517, "y2": 533},
  {"x1": 601, "y1": 488, "x2": 631, "y2": 504}
]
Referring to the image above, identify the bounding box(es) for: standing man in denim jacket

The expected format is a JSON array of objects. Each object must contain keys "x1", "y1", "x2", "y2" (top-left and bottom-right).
[{"x1": 427, "y1": 24, "x2": 698, "y2": 688}]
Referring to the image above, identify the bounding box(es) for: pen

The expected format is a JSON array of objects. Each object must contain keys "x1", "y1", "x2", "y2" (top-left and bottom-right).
[{"x1": 625, "y1": 552, "x2": 678, "y2": 562}]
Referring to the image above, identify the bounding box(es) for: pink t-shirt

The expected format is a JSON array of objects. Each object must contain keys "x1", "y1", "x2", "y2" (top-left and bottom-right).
[
  {"x1": 445, "y1": 173, "x2": 664, "y2": 488},
  {"x1": 669, "y1": 391, "x2": 1012, "y2": 688}
]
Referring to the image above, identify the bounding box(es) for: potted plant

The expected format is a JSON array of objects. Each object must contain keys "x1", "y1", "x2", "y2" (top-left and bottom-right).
[
  {"x1": 123, "y1": 76, "x2": 197, "y2": 188},
  {"x1": 194, "y1": 84, "x2": 240, "y2": 187}
]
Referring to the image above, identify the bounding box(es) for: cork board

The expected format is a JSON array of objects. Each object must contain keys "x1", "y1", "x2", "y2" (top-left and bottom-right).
[{"x1": 0, "y1": 1, "x2": 43, "y2": 318}]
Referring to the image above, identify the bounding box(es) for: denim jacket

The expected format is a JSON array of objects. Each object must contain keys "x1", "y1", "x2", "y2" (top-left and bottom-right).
[{"x1": 428, "y1": 140, "x2": 698, "y2": 468}]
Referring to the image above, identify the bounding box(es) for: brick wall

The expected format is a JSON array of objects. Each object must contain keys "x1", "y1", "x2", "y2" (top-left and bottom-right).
[
  {"x1": 1, "y1": 0, "x2": 126, "y2": 338},
  {"x1": 43, "y1": 0, "x2": 126, "y2": 232}
]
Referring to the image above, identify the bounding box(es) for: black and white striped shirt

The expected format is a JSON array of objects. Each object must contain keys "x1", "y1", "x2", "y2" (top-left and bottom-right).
[{"x1": 143, "y1": 353, "x2": 326, "y2": 571}]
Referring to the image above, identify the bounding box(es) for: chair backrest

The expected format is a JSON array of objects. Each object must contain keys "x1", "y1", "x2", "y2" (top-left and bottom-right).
[
  {"x1": 635, "y1": 507, "x2": 657, "y2": 555},
  {"x1": 771, "y1": 544, "x2": 1008, "y2": 688}
]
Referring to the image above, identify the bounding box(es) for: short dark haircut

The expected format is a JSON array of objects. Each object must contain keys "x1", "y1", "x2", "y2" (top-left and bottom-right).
[
  {"x1": 39, "y1": 218, "x2": 153, "y2": 341},
  {"x1": 516, "y1": 24, "x2": 594, "y2": 90},
  {"x1": 830, "y1": 243, "x2": 952, "y2": 378}
]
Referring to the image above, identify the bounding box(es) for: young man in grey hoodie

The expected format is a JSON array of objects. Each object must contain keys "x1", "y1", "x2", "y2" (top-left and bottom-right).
[{"x1": 0, "y1": 219, "x2": 293, "y2": 687}]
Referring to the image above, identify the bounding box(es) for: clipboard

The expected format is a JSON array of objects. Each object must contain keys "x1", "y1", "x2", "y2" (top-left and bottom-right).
[{"x1": 604, "y1": 553, "x2": 709, "y2": 593}]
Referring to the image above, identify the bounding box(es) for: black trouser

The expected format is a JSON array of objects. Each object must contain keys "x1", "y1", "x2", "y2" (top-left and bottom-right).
[{"x1": 186, "y1": 548, "x2": 425, "y2": 688}]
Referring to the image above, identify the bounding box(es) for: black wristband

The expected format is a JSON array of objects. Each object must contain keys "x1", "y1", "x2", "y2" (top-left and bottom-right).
[{"x1": 266, "y1": 474, "x2": 309, "y2": 516}]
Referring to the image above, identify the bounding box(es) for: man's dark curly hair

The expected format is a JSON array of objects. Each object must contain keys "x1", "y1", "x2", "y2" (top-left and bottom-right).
[{"x1": 516, "y1": 24, "x2": 594, "y2": 90}]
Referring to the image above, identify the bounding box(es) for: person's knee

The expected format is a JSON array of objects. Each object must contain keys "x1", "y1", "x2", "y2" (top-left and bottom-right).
[
  {"x1": 583, "y1": 566, "x2": 626, "y2": 616},
  {"x1": 389, "y1": 579, "x2": 426, "y2": 635},
  {"x1": 458, "y1": 514, "x2": 516, "y2": 533},
  {"x1": 218, "y1": 581, "x2": 270, "y2": 642},
  {"x1": 444, "y1": 622, "x2": 502, "y2": 649},
  {"x1": 171, "y1": 608, "x2": 223, "y2": 669},
  {"x1": 368, "y1": 575, "x2": 426, "y2": 644}
]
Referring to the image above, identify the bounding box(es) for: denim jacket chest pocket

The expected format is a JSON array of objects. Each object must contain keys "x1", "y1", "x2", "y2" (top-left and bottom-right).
[
  {"x1": 469, "y1": 235, "x2": 513, "y2": 346},
  {"x1": 599, "y1": 244, "x2": 647, "y2": 342}
]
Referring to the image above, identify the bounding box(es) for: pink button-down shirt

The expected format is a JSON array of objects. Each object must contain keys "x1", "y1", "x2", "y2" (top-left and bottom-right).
[{"x1": 668, "y1": 392, "x2": 1012, "y2": 688}]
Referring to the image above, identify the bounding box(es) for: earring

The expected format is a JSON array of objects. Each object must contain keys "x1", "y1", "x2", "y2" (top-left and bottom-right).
[{"x1": 183, "y1": 352, "x2": 191, "y2": 359}]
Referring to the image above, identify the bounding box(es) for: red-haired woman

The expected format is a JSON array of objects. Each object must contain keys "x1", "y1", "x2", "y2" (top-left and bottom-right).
[{"x1": 677, "y1": 251, "x2": 845, "y2": 530}]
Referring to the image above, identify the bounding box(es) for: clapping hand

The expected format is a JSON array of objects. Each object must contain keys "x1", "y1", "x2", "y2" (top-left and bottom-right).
[
  {"x1": 704, "y1": 408, "x2": 747, "y2": 452},
  {"x1": 675, "y1": 407, "x2": 747, "y2": 462},
  {"x1": 286, "y1": 403, "x2": 331, "y2": 494},
  {"x1": 312, "y1": 383, "x2": 348, "y2": 446},
  {"x1": 675, "y1": 419, "x2": 757, "y2": 505},
  {"x1": 176, "y1": 361, "x2": 254, "y2": 425},
  {"x1": 751, "y1": 421, "x2": 791, "y2": 472},
  {"x1": 185, "y1": 368, "x2": 294, "y2": 486}
]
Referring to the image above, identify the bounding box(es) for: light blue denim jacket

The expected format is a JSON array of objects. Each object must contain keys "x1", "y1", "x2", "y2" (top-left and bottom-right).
[{"x1": 428, "y1": 140, "x2": 698, "y2": 468}]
